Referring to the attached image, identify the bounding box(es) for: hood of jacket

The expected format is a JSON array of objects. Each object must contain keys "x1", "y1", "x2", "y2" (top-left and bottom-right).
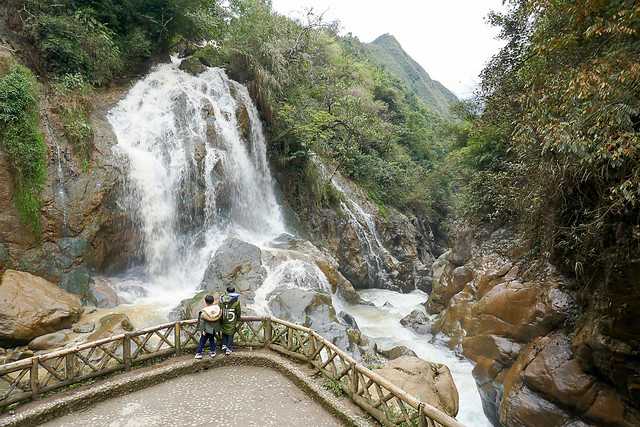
[
  {"x1": 222, "y1": 293, "x2": 240, "y2": 305},
  {"x1": 201, "y1": 304, "x2": 221, "y2": 322}
]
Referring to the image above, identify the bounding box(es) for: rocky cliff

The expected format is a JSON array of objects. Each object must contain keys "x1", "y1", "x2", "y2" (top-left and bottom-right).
[{"x1": 424, "y1": 225, "x2": 640, "y2": 426}]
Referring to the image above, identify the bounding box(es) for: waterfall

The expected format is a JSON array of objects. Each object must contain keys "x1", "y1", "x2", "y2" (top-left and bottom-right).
[
  {"x1": 315, "y1": 159, "x2": 395, "y2": 289},
  {"x1": 107, "y1": 61, "x2": 286, "y2": 303}
]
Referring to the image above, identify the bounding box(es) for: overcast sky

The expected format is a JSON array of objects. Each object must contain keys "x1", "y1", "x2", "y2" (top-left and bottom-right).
[{"x1": 271, "y1": 0, "x2": 506, "y2": 99}]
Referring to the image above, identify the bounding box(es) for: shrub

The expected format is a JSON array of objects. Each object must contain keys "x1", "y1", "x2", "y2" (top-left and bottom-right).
[
  {"x1": 0, "y1": 64, "x2": 46, "y2": 233},
  {"x1": 29, "y1": 12, "x2": 122, "y2": 85}
]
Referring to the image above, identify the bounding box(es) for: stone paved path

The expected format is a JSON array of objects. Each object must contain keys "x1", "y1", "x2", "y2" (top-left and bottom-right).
[{"x1": 42, "y1": 365, "x2": 343, "y2": 427}]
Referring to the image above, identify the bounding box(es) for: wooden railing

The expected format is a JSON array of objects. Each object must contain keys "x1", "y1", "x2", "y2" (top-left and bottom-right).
[{"x1": 0, "y1": 317, "x2": 464, "y2": 427}]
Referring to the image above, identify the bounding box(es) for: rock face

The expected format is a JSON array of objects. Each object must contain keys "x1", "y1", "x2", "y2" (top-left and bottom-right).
[
  {"x1": 274, "y1": 160, "x2": 441, "y2": 293},
  {"x1": 0, "y1": 46, "x2": 137, "y2": 303},
  {"x1": 427, "y1": 225, "x2": 640, "y2": 427},
  {"x1": 373, "y1": 356, "x2": 459, "y2": 418},
  {"x1": 0, "y1": 270, "x2": 83, "y2": 344},
  {"x1": 200, "y1": 237, "x2": 267, "y2": 297}
]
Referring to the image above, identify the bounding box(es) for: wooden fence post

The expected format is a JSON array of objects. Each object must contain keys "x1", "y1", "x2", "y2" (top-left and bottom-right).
[
  {"x1": 174, "y1": 322, "x2": 182, "y2": 356},
  {"x1": 30, "y1": 357, "x2": 39, "y2": 400},
  {"x1": 418, "y1": 403, "x2": 428, "y2": 427},
  {"x1": 264, "y1": 317, "x2": 272, "y2": 348},
  {"x1": 350, "y1": 363, "x2": 358, "y2": 395},
  {"x1": 123, "y1": 334, "x2": 132, "y2": 371},
  {"x1": 65, "y1": 353, "x2": 75, "y2": 380}
]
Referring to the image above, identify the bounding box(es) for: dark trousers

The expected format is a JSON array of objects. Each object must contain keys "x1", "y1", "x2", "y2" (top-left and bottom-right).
[
  {"x1": 197, "y1": 332, "x2": 217, "y2": 354},
  {"x1": 222, "y1": 333, "x2": 234, "y2": 349}
]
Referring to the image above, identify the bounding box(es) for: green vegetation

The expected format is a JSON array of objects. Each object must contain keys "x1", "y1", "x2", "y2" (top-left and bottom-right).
[
  {"x1": 213, "y1": 1, "x2": 458, "y2": 220},
  {"x1": 0, "y1": 63, "x2": 46, "y2": 234},
  {"x1": 455, "y1": 0, "x2": 640, "y2": 285},
  {"x1": 322, "y1": 377, "x2": 344, "y2": 397},
  {"x1": 22, "y1": 0, "x2": 226, "y2": 84},
  {"x1": 51, "y1": 73, "x2": 94, "y2": 167}
]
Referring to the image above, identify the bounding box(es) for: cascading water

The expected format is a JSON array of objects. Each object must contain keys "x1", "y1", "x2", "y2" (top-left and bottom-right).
[
  {"x1": 341, "y1": 290, "x2": 491, "y2": 427},
  {"x1": 315, "y1": 159, "x2": 395, "y2": 289},
  {"x1": 107, "y1": 60, "x2": 286, "y2": 307}
]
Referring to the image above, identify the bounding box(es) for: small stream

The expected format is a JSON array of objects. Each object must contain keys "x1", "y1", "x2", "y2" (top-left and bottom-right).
[{"x1": 342, "y1": 289, "x2": 491, "y2": 427}]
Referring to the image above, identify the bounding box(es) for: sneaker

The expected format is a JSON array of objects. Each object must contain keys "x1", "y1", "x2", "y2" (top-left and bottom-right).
[
  {"x1": 225, "y1": 348, "x2": 232, "y2": 356},
  {"x1": 221, "y1": 345, "x2": 228, "y2": 352},
  {"x1": 195, "y1": 353, "x2": 203, "y2": 360},
  {"x1": 210, "y1": 352, "x2": 217, "y2": 358}
]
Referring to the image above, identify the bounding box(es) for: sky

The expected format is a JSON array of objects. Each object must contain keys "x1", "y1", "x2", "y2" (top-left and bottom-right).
[{"x1": 271, "y1": 0, "x2": 506, "y2": 99}]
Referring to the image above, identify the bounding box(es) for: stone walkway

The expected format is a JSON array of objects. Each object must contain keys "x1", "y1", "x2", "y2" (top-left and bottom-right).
[{"x1": 42, "y1": 365, "x2": 343, "y2": 427}]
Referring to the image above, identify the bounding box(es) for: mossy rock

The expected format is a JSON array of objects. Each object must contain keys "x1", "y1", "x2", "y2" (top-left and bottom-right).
[
  {"x1": 59, "y1": 267, "x2": 97, "y2": 305},
  {"x1": 193, "y1": 46, "x2": 224, "y2": 68},
  {"x1": 179, "y1": 57, "x2": 206, "y2": 75}
]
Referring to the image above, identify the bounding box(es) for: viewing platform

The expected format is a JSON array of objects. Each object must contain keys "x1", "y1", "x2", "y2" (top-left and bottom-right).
[{"x1": 0, "y1": 317, "x2": 465, "y2": 427}]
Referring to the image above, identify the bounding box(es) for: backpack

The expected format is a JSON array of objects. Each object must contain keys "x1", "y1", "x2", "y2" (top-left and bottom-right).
[{"x1": 200, "y1": 304, "x2": 221, "y2": 322}]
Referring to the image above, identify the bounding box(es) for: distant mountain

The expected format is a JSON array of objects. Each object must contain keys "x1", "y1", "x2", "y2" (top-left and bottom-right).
[{"x1": 366, "y1": 34, "x2": 458, "y2": 118}]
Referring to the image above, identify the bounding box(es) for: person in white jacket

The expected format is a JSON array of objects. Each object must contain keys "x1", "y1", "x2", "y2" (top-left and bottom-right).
[{"x1": 195, "y1": 294, "x2": 222, "y2": 359}]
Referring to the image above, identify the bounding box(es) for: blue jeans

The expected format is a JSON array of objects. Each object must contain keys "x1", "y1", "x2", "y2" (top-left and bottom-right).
[
  {"x1": 222, "y1": 333, "x2": 234, "y2": 350},
  {"x1": 197, "y1": 332, "x2": 217, "y2": 354}
]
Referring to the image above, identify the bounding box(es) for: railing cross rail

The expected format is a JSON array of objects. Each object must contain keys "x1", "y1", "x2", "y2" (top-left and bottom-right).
[{"x1": 0, "y1": 316, "x2": 464, "y2": 427}]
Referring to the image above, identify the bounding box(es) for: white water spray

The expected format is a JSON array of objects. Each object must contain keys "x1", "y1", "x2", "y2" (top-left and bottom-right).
[{"x1": 107, "y1": 62, "x2": 286, "y2": 306}]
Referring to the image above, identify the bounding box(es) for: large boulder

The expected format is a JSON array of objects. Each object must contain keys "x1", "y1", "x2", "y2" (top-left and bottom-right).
[
  {"x1": 0, "y1": 270, "x2": 83, "y2": 345},
  {"x1": 28, "y1": 329, "x2": 73, "y2": 351},
  {"x1": 373, "y1": 356, "x2": 459, "y2": 417},
  {"x1": 499, "y1": 333, "x2": 640, "y2": 427},
  {"x1": 200, "y1": 237, "x2": 267, "y2": 298},
  {"x1": 400, "y1": 309, "x2": 431, "y2": 335}
]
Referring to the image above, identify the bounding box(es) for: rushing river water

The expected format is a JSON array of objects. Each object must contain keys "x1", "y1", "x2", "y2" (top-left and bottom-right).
[
  {"x1": 104, "y1": 60, "x2": 488, "y2": 426},
  {"x1": 343, "y1": 289, "x2": 491, "y2": 427}
]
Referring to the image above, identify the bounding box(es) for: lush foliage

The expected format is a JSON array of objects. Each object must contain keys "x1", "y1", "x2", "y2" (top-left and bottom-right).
[
  {"x1": 217, "y1": 0, "x2": 457, "y2": 219},
  {"x1": 461, "y1": 0, "x2": 640, "y2": 283},
  {"x1": 0, "y1": 64, "x2": 46, "y2": 233},
  {"x1": 21, "y1": 0, "x2": 226, "y2": 84}
]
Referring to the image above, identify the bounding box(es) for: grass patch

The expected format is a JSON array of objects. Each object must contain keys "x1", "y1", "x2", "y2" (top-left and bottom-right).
[
  {"x1": 52, "y1": 73, "x2": 94, "y2": 167},
  {"x1": 322, "y1": 377, "x2": 345, "y2": 397},
  {"x1": 0, "y1": 63, "x2": 46, "y2": 234}
]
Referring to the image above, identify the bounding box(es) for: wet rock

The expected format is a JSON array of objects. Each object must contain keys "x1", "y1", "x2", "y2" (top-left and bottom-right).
[
  {"x1": 400, "y1": 309, "x2": 431, "y2": 335},
  {"x1": 72, "y1": 321, "x2": 95, "y2": 334},
  {"x1": 3, "y1": 348, "x2": 34, "y2": 363},
  {"x1": 0, "y1": 270, "x2": 82, "y2": 345},
  {"x1": 373, "y1": 356, "x2": 459, "y2": 417},
  {"x1": 449, "y1": 225, "x2": 473, "y2": 266},
  {"x1": 268, "y1": 287, "x2": 334, "y2": 326},
  {"x1": 179, "y1": 56, "x2": 206, "y2": 75},
  {"x1": 463, "y1": 334, "x2": 522, "y2": 366},
  {"x1": 375, "y1": 344, "x2": 417, "y2": 360},
  {"x1": 200, "y1": 237, "x2": 267, "y2": 298},
  {"x1": 28, "y1": 329, "x2": 73, "y2": 351},
  {"x1": 59, "y1": 267, "x2": 97, "y2": 305},
  {"x1": 90, "y1": 277, "x2": 121, "y2": 308},
  {"x1": 338, "y1": 311, "x2": 359, "y2": 329},
  {"x1": 58, "y1": 237, "x2": 89, "y2": 259},
  {"x1": 171, "y1": 291, "x2": 209, "y2": 321},
  {"x1": 86, "y1": 313, "x2": 134, "y2": 341}
]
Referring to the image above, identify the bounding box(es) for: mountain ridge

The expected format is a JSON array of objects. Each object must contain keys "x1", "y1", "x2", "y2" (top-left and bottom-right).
[{"x1": 365, "y1": 33, "x2": 458, "y2": 118}]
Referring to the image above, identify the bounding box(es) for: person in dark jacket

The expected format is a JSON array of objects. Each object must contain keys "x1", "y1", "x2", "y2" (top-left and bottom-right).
[
  {"x1": 220, "y1": 287, "x2": 241, "y2": 355},
  {"x1": 195, "y1": 294, "x2": 222, "y2": 359}
]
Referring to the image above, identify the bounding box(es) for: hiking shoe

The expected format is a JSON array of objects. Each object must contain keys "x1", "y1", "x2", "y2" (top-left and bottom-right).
[
  {"x1": 195, "y1": 353, "x2": 203, "y2": 360},
  {"x1": 210, "y1": 352, "x2": 217, "y2": 358},
  {"x1": 225, "y1": 348, "x2": 232, "y2": 356},
  {"x1": 221, "y1": 345, "x2": 228, "y2": 352}
]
